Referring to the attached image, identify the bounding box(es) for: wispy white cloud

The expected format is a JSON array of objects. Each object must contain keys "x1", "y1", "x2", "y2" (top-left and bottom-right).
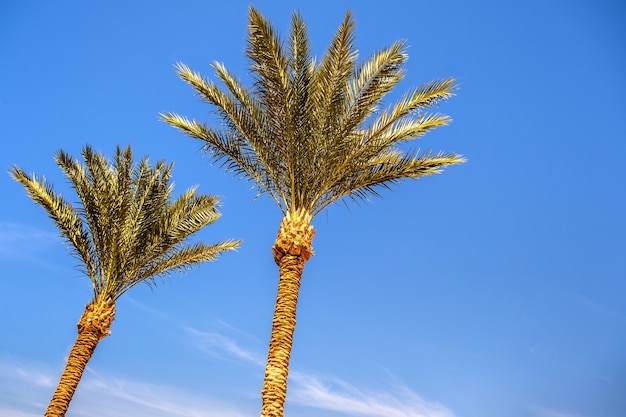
[
  {"x1": 289, "y1": 372, "x2": 456, "y2": 417},
  {"x1": 534, "y1": 407, "x2": 589, "y2": 417},
  {"x1": 184, "y1": 325, "x2": 265, "y2": 366},
  {"x1": 1, "y1": 317, "x2": 457, "y2": 417},
  {"x1": 0, "y1": 359, "x2": 60, "y2": 415},
  {"x1": 0, "y1": 221, "x2": 62, "y2": 269},
  {"x1": 124, "y1": 296, "x2": 175, "y2": 321},
  {"x1": 71, "y1": 373, "x2": 248, "y2": 417},
  {"x1": 116, "y1": 300, "x2": 458, "y2": 417},
  {"x1": 11, "y1": 364, "x2": 56, "y2": 389},
  {"x1": 0, "y1": 408, "x2": 41, "y2": 417},
  {"x1": 0, "y1": 358, "x2": 249, "y2": 417},
  {"x1": 569, "y1": 293, "x2": 626, "y2": 322},
  {"x1": 184, "y1": 324, "x2": 457, "y2": 417},
  {"x1": 0, "y1": 221, "x2": 57, "y2": 248}
]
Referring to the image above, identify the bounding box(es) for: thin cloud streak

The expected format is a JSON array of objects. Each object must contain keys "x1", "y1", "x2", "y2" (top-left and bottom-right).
[
  {"x1": 98, "y1": 298, "x2": 457, "y2": 417},
  {"x1": 72, "y1": 374, "x2": 248, "y2": 417},
  {"x1": 290, "y1": 372, "x2": 456, "y2": 417},
  {"x1": 0, "y1": 358, "x2": 249, "y2": 417},
  {"x1": 534, "y1": 407, "x2": 590, "y2": 417},
  {"x1": 0, "y1": 359, "x2": 58, "y2": 416},
  {"x1": 0, "y1": 408, "x2": 41, "y2": 417},
  {"x1": 2, "y1": 320, "x2": 457, "y2": 417},
  {"x1": 0, "y1": 221, "x2": 68, "y2": 271},
  {"x1": 569, "y1": 293, "x2": 626, "y2": 323},
  {"x1": 184, "y1": 326, "x2": 266, "y2": 366},
  {"x1": 0, "y1": 221, "x2": 57, "y2": 251},
  {"x1": 185, "y1": 325, "x2": 457, "y2": 417},
  {"x1": 10, "y1": 363, "x2": 56, "y2": 389}
]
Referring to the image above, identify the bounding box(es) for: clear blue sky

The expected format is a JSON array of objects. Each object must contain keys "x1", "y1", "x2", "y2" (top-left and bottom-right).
[{"x1": 1, "y1": 1, "x2": 625, "y2": 417}]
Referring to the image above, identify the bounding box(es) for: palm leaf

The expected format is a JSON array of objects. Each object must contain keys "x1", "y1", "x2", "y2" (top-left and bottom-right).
[
  {"x1": 11, "y1": 145, "x2": 240, "y2": 301},
  {"x1": 9, "y1": 166, "x2": 97, "y2": 282}
]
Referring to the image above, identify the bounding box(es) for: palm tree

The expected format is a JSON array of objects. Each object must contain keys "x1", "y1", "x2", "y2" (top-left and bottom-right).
[
  {"x1": 162, "y1": 6, "x2": 464, "y2": 417},
  {"x1": 10, "y1": 145, "x2": 240, "y2": 417}
]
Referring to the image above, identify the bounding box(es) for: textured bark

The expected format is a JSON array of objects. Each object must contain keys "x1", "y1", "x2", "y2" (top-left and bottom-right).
[
  {"x1": 261, "y1": 209, "x2": 315, "y2": 417},
  {"x1": 45, "y1": 299, "x2": 115, "y2": 417}
]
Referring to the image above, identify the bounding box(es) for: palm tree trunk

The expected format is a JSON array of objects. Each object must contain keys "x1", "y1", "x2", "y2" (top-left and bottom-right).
[
  {"x1": 45, "y1": 299, "x2": 115, "y2": 417},
  {"x1": 261, "y1": 209, "x2": 315, "y2": 417}
]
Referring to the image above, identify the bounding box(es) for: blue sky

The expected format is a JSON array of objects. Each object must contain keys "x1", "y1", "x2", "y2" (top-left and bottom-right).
[{"x1": 1, "y1": 1, "x2": 625, "y2": 417}]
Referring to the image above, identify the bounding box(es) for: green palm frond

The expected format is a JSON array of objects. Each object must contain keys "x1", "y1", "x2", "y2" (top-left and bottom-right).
[
  {"x1": 246, "y1": 6, "x2": 290, "y2": 108},
  {"x1": 9, "y1": 166, "x2": 96, "y2": 278},
  {"x1": 366, "y1": 78, "x2": 455, "y2": 144},
  {"x1": 159, "y1": 112, "x2": 282, "y2": 205},
  {"x1": 136, "y1": 239, "x2": 241, "y2": 288},
  {"x1": 11, "y1": 145, "x2": 240, "y2": 301},
  {"x1": 163, "y1": 5, "x2": 464, "y2": 216},
  {"x1": 312, "y1": 11, "x2": 357, "y2": 135},
  {"x1": 340, "y1": 40, "x2": 407, "y2": 137}
]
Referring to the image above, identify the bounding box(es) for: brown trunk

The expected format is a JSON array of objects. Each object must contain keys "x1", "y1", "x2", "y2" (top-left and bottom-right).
[
  {"x1": 261, "y1": 209, "x2": 315, "y2": 417},
  {"x1": 45, "y1": 299, "x2": 115, "y2": 417}
]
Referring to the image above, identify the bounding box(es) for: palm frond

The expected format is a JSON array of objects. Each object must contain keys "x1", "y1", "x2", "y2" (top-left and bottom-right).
[
  {"x1": 246, "y1": 6, "x2": 290, "y2": 134},
  {"x1": 11, "y1": 145, "x2": 239, "y2": 301},
  {"x1": 315, "y1": 151, "x2": 465, "y2": 212},
  {"x1": 9, "y1": 165, "x2": 96, "y2": 280},
  {"x1": 164, "y1": 7, "x2": 464, "y2": 217},
  {"x1": 160, "y1": 112, "x2": 282, "y2": 203},
  {"x1": 129, "y1": 239, "x2": 240, "y2": 294},
  {"x1": 311, "y1": 11, "x2": 357, "y2": 133},
  {"x1": 367, "y1": 78, "x2": 456, "y2": 143},
  {"x1": 341, "y1": 40, "x2": 407, "y2": 135},
  {"x1": 366, "y1": 113, "x2": 452, "y2": 158}
]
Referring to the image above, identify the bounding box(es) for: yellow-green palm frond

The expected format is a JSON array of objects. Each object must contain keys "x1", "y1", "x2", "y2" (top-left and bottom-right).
[
  {"x1": 245, "y1": 6, "x2": 296, "y2": 210},
  {"x1": 367, "y1": 78, "x2": 456, "y2": 145},
  {"x1": 340, "y1": 40, "x2": 408, "y2": 137},
  {"x1": 246, "y1": 5, "x2": 290, "y2": 105},
  {"x1": 164, "y1": 7, "x2": 464, "y2": 218},
  {"x1": 134, "y1": 239, "x2": 241, "y2": 294},
  {"x1": 311, "y1": 10, "x2": 357, "y2": 134},
  {"x1": 373, "y1": 112, "x2": 452, "y2": 143},
  {"x1": 11, "y1": 145, "x2": 240, "y2": 301},
  {"x1": 9, "y1": 166, "x2": 96, "y2": 278},
  {"x1": 287, "y1": 11, "x2": 313, "y2": 92},
  {"x1": 171, "y1": 61, "x2": 287, "y2": 197},
  {"x1": 319, "y1": 151, "x2": 465, "y2": 209},
  {"x1": 159, "y1": 112, "x2": 282, "y2": 205},
  {"x1": 175, "y1": 61, "x2": 260, "y2": 144}
]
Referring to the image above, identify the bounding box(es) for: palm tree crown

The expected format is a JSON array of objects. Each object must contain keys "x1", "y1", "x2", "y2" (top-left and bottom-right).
[
  {"x1": 10, "y1": 144, "x2": 239, "y2": 417},
  {"x1": 12, "y1": 145, "x2": 239, "y2": 302},
  {"x1": 162, "y1": 7, "x2": 464, "y2": 217}
]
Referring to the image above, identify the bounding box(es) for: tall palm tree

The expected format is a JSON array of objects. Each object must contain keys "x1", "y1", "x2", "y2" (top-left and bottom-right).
[
  {"x1": 162, "y1": 6, "x2": 464, "y2": 417},
  {"x1": 10, "y1": 145, "x2": 240, "y2": 417}
]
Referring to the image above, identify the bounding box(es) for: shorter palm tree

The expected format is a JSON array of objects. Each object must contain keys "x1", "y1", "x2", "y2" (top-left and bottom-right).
[{"x1": 10, "y1": 145, "x2": 240, "y2": 417}]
